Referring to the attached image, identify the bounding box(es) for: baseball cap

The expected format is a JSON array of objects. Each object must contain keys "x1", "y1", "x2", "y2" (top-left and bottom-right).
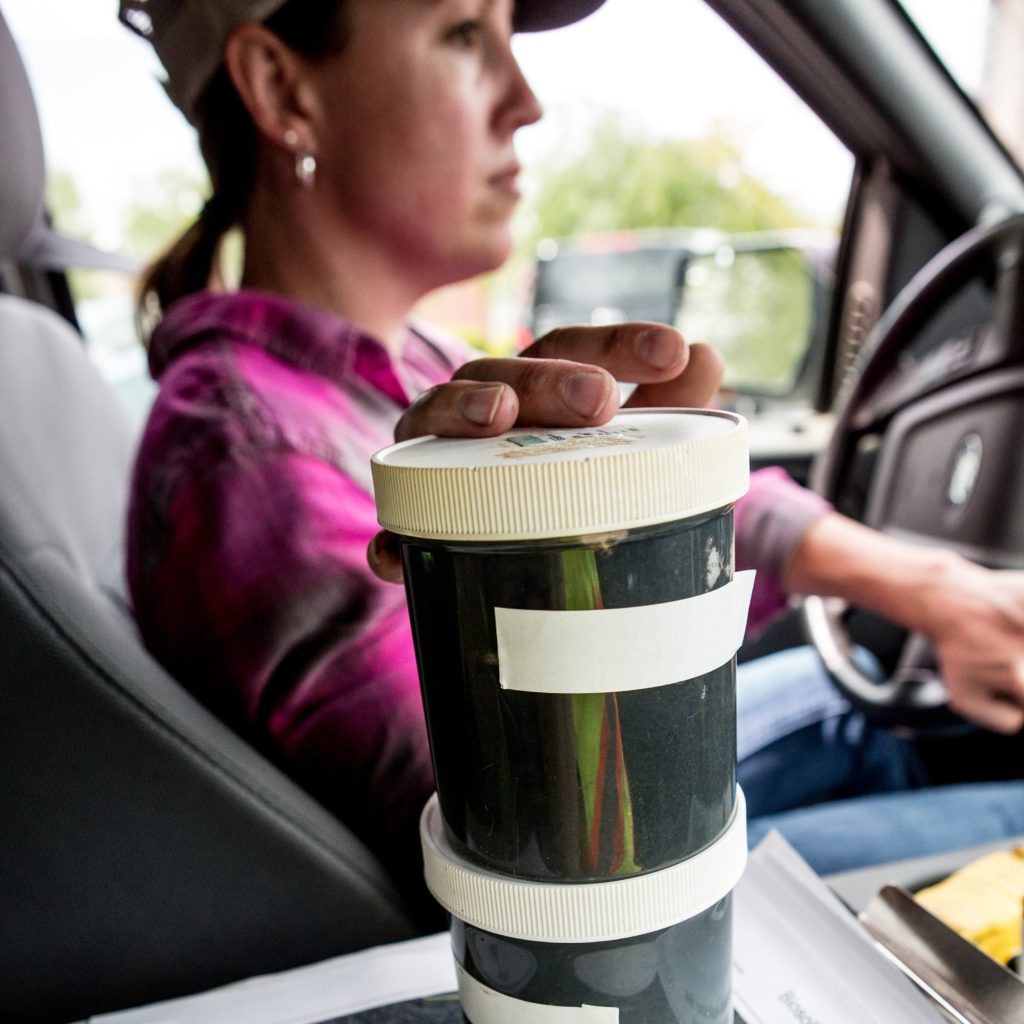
[{"x1": 119, "y1": 0, "x2": 607, "y2": 125}]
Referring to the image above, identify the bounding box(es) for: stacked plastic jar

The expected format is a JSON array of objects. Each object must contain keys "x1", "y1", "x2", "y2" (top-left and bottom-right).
[{"x1": 372, "y1": 409, "x2": 752, "y2": 1024}]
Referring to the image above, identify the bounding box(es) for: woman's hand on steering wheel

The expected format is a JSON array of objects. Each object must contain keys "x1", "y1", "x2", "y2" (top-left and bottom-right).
[
  {"x1": 921, "y1": 559, "x2": 1024, "y2": 734},
  {"x1": 802, "y1": 211, "x2": 1024, "y2": 727},
  {"x1": 792, "y1": 507, "x2": 1024, "y2": 733}
]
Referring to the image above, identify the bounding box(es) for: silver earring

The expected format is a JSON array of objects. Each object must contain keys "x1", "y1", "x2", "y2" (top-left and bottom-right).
[
  {"x1": 295, "y1": 152, "x2": 317, "y2": 189},
  {"x1": 283, "y1": 129, "x2": 316, "y2": 188}
]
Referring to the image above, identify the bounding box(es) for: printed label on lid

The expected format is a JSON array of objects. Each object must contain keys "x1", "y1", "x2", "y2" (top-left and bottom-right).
[
  {"x1": 375, "y1": 410, "x2": 736, "y2": 470},
  {"x1": 499, "y1": 426, "x2": 648, "y2": 459}
]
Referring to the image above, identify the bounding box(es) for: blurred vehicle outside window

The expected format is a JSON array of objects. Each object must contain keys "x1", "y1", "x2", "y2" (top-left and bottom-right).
[{"x1": 530, "y1": 230, "x2": 721, "y2": 336}]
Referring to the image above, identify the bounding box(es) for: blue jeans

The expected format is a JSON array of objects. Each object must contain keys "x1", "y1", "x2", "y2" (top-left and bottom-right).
[
  {"x1": 746, "y1": 781, "x2": 1024, "y2": 873},
  {"x1": 736, "y1": 646, "x2": 1024, "y2": 874}
]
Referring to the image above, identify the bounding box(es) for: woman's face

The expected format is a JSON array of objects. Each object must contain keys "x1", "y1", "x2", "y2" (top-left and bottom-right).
[{"x1": 306, "y1": 0, "x2": 543, "y2": 294}]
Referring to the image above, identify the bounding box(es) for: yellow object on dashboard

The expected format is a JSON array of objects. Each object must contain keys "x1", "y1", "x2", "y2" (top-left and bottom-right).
[{"x1": 914, "y1": 847, "x2": 1024, "y2": 965}]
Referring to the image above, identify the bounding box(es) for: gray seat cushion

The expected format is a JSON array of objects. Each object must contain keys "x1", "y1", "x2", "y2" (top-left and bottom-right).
[{"x1": 0, "y1": 295, "x2": 425, "y2": 1023}]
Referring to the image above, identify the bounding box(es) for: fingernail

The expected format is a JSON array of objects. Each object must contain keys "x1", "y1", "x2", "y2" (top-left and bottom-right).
[
  {"x1": 638, "y1": 329, "x2": 682, "y2": 369},
  {"x1": 562, "y1": 371, "x2": 610, "y2": 419},
  {"x1": 458, "y1": 384, "x2": 504, "y2": 426}
]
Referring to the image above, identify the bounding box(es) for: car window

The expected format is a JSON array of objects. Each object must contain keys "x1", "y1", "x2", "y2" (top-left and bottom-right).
[
  {"x1": 4, "y1": 0, "x2": 198, "y2": 421},
  {"x1": 900, "y1": 0, "x2": 1024, "y2": 166},
  {"x1": 509, "y1": 0, "x2": 853, "y2": 408},
  {"x1": 15, "y1": 0, "x2": 1010, "y2": 422},
  {"x1": 6, "y1": 0, "x2": 852, "y2": 396}
]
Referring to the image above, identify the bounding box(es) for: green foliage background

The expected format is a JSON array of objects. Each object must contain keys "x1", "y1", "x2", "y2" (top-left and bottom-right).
[{"x1": 519, "y1": 115, "x2": 809, "y2": 251}]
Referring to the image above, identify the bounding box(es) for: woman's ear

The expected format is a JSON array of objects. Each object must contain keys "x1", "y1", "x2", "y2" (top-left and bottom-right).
[{"x1": 223, "y1": 23, "x2": 317, "y2": 153}]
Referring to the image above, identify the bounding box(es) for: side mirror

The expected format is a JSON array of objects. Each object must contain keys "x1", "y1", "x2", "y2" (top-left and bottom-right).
[{"x1": 676, "y1": 244, "x2": 828, "y2": 401}]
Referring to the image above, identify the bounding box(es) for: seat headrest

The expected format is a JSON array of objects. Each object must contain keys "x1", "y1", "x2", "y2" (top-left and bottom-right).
[{"x1": 0, "y1": 10, "x2": 46, "y2": 262}]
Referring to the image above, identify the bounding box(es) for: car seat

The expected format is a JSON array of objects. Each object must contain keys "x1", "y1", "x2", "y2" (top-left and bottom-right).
[{"x1": 0, "y1": 10, "x2": 424, "y2": 1022}]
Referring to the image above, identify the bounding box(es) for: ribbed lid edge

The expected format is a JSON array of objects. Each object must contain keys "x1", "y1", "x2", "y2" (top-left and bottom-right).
[
  {"x1": 373, "y1": 409, "x2": 748, "y2": 541},
  {"x1": 421, "y1": 789, "x2": 747, "y2": 943}
]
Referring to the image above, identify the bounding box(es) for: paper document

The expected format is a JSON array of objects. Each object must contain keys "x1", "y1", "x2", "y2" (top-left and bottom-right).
[
  {"x1": 733, "y1": 832, "x2": 948, "y2": 1024},
  {"x1": 89, "y1": 833, "x2": 957, "y2": 1024},
  {"x1": 86, "y1": 932, "x2": 457, "y2": 1024}
]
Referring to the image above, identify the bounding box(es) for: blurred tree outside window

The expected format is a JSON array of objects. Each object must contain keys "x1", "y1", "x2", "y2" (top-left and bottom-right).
[{"x1": 521, "y1": 117, "x2": 808, "y2": 250}]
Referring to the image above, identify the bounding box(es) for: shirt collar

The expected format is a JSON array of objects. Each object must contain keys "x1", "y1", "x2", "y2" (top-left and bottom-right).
[{"x1": 148, "y1": 289, "x2": 421, "y2": 405}]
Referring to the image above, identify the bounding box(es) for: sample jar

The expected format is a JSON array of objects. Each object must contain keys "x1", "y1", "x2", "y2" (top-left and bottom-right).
[
  {"x1": 421, "y1": 792, "x2": 746, "y2": 1024},
  {"x1": 372, "y1": 409, "x2": 751, "y2": 881}
]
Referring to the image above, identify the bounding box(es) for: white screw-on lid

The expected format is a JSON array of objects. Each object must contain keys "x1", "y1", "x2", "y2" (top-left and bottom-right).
[
  {"x1": 372, "y1": 408, "x2": 748, "y2": 541},
  {"x1": 420, "y1": 789, "x2": 747, "y2": 943}
]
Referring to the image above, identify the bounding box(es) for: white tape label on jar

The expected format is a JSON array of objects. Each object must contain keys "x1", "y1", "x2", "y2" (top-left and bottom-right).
[
  {"x1": 457, "y1": 964, "x2": 619, "y2": 1023},
  {"x1": 495, "y1": 569, "x2": 754, "y2": 694}
]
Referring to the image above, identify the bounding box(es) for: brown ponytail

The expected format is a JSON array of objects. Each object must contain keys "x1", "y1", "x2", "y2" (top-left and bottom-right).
[
  {"x1": 136, "y1": 0, "x2": 351, "y2": 338},
  {"x1": 136, "y1": 191, "x2": 237, "y2": 337}
]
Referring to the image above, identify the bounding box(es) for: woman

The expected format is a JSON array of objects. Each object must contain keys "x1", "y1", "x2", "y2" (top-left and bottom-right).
[
  {"x1": 120, "y1": 0, "x2": 728, "y2": 914},
  {"x1": 122, "y1": 0, "x2": 1024, "y2": 908}
]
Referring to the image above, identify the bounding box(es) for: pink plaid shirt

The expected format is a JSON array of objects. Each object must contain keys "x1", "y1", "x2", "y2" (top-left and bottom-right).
[
  {"x1": 736, "y1": 465, "x2": 831, "y2": 636},
  {"x1": 126, "y1": 290, "x2": 470, "y2": 896},
  {"x1": 126, "y1": 288, "x2": 827, "y2": 894}
]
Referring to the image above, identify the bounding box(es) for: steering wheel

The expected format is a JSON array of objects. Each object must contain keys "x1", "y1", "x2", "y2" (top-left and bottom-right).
[{"x1": 801, "y1": 210, "x2": 1024, "y2": 728}]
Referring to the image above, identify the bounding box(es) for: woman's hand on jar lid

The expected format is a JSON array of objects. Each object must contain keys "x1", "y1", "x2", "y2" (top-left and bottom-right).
[
  {"x1": 395, "y1": 323, "x2": 721, "y2": 441},
  {"x1": 370, "y1": 323, "x2": 723, "y2": 581}
]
